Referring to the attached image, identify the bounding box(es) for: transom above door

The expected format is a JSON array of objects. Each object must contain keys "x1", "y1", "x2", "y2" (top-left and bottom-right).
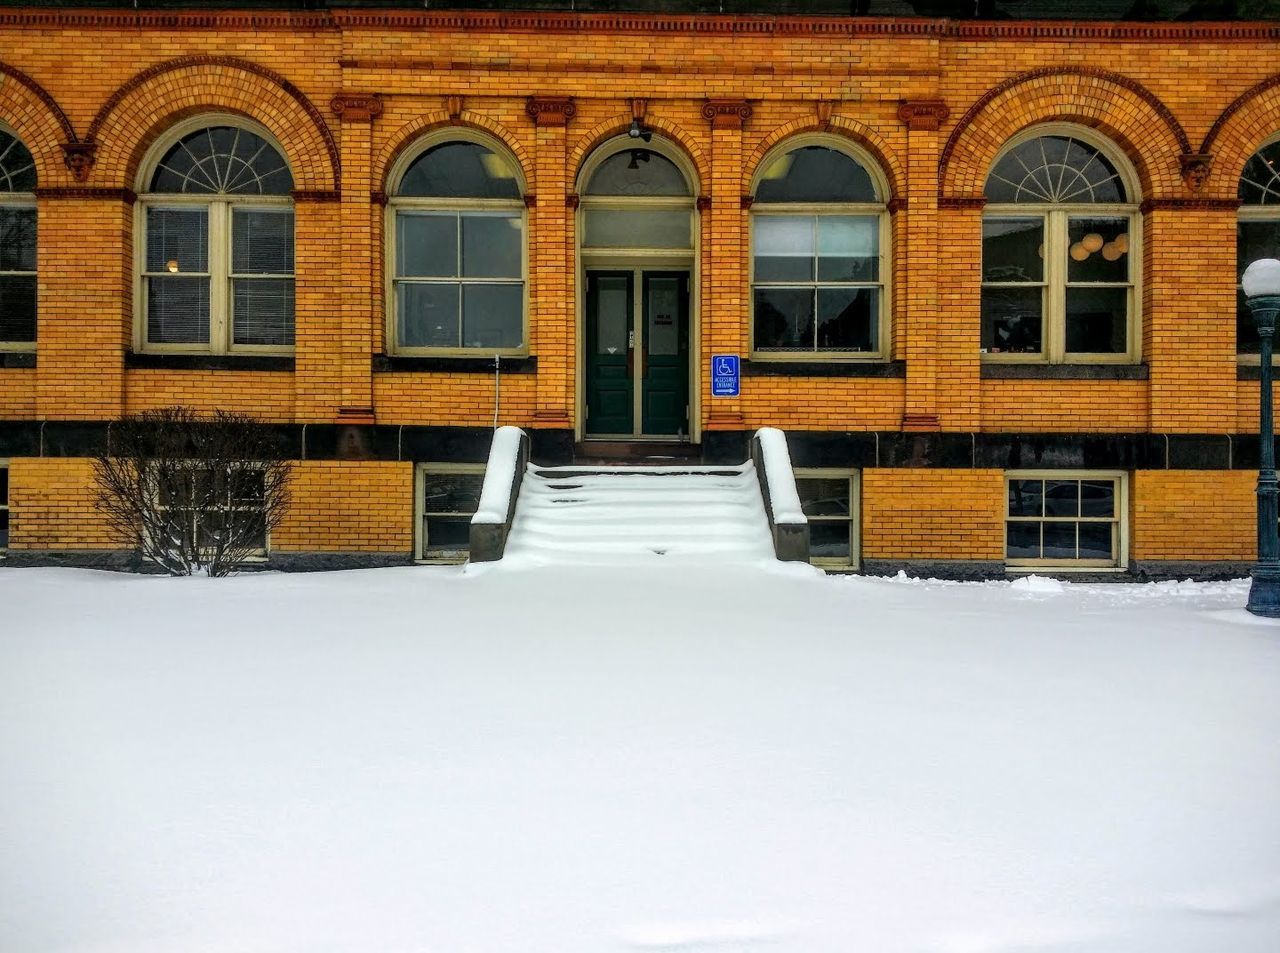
[{"x1": 585, "y1": 269, "x2": 690, "y2": 438}]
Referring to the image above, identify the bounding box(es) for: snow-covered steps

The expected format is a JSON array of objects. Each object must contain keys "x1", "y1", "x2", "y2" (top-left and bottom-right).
[{"x1": 501, "y1": 461, "x2": 776, "y2": 565}]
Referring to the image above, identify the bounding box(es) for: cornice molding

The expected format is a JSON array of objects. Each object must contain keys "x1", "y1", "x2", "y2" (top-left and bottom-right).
[
  {"x1": 3, "y1": 10, "x2": 1278, "y2": 42},
  {"x1": 526, "y1": 96, "x2": 576, "y2": 127},
  {"x1": 291, "y1": 189, "x2": 342, "y2": 202},
  {"x1": 34, "y1": 186, "x2": 136, "y2": 203},
  {"x1": 938, "y1": 195, "x2": 987, "y2": 210},
  {"x1": 1139, "y1": 197, "x2": 1241, "y2": 212}
]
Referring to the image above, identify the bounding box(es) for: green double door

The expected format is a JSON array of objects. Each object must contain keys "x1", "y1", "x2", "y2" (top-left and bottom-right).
[{"x1": 585, "y1": 270, "x2": 690, "y2": 438}]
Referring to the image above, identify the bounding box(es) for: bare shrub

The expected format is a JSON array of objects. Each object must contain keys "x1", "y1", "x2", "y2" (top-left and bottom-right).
[{"x1": 93, "y1": 408, "x2": 292, "y2": 576}]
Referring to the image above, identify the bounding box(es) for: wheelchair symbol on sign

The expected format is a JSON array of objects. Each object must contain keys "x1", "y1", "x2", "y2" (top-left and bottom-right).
[{"x1": 715, "y1": 357, "x2": 735, "y2": 376}]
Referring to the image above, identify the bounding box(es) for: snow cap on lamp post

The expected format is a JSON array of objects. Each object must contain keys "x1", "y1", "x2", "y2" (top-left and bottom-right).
[
  {"x1": 1243, "y1": 258, "x2": 1280, "y2": 298},
  {"x1": 1243, "y1": 259, "x2": 1280, "y2": 335}
]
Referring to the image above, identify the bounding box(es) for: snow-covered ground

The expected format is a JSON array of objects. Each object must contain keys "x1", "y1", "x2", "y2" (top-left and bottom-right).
[{"x1": 1, "y1": 563, "x2": 1278, "y2": 953}]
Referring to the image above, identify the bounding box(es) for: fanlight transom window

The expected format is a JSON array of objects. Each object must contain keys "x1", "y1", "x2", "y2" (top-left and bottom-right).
[
  {"x1": 750, "y1": 143, "x2": 886, "y2": 359},
  {"x1": 981, "y1": 132, "x2": 1136, "y2": 363},
  {"x1": 0, "y1": 129, "x2": 36, "y2": 347},
  {"x1": 985, "y1": 135, "x2": 1127, "y2": 205},
  {"x1": 0, "y1": 131, "x2": 36, "y2": 193},
  {"x1": 578, "y1": 142, "x2": 695, "y2": 254},
  {"x1": 140, "y1": 124, "x2": 295, "y2": 353},
  {"x1": 398, "y1": 141, "x2": 522, "y2": 200},
  {"x1": 150, "y1": 126, "x2": 293, "y2": 196},
  {"x1": 389, "y1": 137, "x2": 527, "y2": 353},
  {"x1": 1238, "y1": 139, "x2": 1280, "y2": 356},
  {"x1": 755, "y1": 145, "x2": 878, "y2": 204},
  {"x1": 585, "y1": 149, "x2": 690, "y2": 198}
]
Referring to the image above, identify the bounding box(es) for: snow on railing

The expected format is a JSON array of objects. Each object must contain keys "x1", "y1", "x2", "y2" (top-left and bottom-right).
[
  {"x1": 750, "y1": 428, "x2": 810, "y2": 562},
  {"x1": 470, "y1": 426, "x2": 530, "y2": 562}
]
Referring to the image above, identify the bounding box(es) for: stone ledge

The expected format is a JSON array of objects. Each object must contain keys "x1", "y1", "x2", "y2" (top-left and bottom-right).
[{"x1": 981, "y1": 363, "x2": 1149, "y2": 380}]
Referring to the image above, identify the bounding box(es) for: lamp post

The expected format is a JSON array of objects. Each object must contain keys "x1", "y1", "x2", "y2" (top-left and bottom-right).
[{"x1": 1242, "y1": 259, "x2": 1280, "y2": 617}]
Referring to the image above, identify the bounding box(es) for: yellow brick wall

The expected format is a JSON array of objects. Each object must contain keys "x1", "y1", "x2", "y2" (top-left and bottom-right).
[
  {"x1": 1131, "y1": 469, "x2": 1255, "y2": 562},
  {"x1": 6, "y1": 457, "x2": 117, "y2": 550},
  {"x1": 272, "y1": 460, "x2": 414, "y2": 554},
  {"x1": 861, "y1": 468, "x2": 1005, "y2": 561},
  {"x1": 0, "y1": 12, "x2": 1273, "y2": 435},
  {"x1": 0, "y1": 12, "x2": 1276, "y2": 562}
]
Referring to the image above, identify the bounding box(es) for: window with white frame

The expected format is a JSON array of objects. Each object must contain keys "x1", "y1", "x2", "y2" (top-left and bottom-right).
[
  {"x1": 750, "y1": 141, "x2": 888, "y2": 360},
  {"x1": 0, "y1": 128, "x2": 36, "y2": 348},
  {"x1": 417, "y1": 464, "x2": 485, "y2": 561},
  {"x1": 138, "y1": 122, "x2": 295, "y2": 353},
  {"x1": 982, "y1": 132, "x2": 1138, "y2": 363},
  {"x1": 795, "y1": 468, "x2": 859, "y2": 568},
  {"x1": 0, "y1": 462, "x2": 9, "y2": 551},
  {"x1": 1005, "y1": 472, "x2": 1126, "y2": 569},
  {"x1": 154, "y1": 464, "x2": 269, "y2": 556},
  {"x1": 1238, "y1": 137, "x2": 1280, "y2": 358},
  {"x1": 389, "y1": 135, "x2": 526, "y2": 354}
]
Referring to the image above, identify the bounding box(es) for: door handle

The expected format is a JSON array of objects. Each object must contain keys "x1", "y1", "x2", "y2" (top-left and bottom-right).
[{"x1": 627, "y1": 329, "x2": 635, "y2": 375}]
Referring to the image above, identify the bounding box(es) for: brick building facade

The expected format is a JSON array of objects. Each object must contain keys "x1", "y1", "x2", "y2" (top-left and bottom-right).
[{"x1": 0, "y1": 7, "x2": 1278, "y2": 575}]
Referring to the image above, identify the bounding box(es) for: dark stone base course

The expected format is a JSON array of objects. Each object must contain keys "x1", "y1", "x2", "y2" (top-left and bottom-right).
[
  {"x1": 267, "y1": 552, "x2": 414, "y2": 572},
  {"x1": 1129, "y1": 560, "x2": 1251, "y2": 582},
  {"x1": 0, "y1": 421, "x2": 1264, "y2": 470},
  {"x1": 859, "y1": 559, "x2": 1007, "y2": 581}
]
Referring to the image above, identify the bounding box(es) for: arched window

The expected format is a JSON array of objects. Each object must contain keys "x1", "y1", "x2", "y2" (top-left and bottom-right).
[
  {"x1": 139, "y1": 121, "x2": 295, "y2": 353},
  {"x1": 981, "y1": 130, "x2": 1138, "y2": 363},
  {"x1": 388, "y1": 134, "x2": 526, "y2": 353},
  {"x1": 0, "y1": 127, "x2": 36, "y2": 348},
  {"x1": 749, "y1": 140, "x2": 888, "y2": 360},
  {"x1": 1237, "y1": 137, "x2": 1280, "y2": 357}
]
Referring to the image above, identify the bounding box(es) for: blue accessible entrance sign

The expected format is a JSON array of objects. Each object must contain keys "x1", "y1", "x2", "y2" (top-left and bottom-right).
[{"x1": 711, "y1": 355, "x2": 740, "y2": 397}]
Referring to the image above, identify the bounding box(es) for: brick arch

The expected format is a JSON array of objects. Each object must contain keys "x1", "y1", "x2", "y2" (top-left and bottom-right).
[
  {"x1": 1200, "y1": 75, "x2": 1280, "y2": 201},
  {"x1": 0, "y1": 60, "x2": 78, "y2": 188},
  {"x1": 742, "y1": 115, "x2": 905, "y2": 201},
  {"x1": 85, "y1": 56, "x2": 339, "y2": 191},
  {"x1": 568, "y1": 114, "x2": 709, "y2": 195},
  {"x1": 939, "y1": 67, "x2": 1190, "y2": 200},
  {"x1": 375, "y1": 111, "x2": 533, "y2": 194}
]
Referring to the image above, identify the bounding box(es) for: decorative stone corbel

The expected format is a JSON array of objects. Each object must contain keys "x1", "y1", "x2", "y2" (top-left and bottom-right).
[
  {"x1": 702, "y1": 99, "x2": 752, "y2": 130},
  {"x1": 523, "y1": 194, "x2": 537, "y2": 209},
  {"x1": 330, "y1": 93, "x2": 383, "y2": 122},
  {"x1": 740, "y1": 195, "x2": 754, "y2": 210},
  {"x1": 897, "y1": 100, "x2": 950, "y2": 132},
  {"x1": 565, "y1": 193, "x2": 581, "y2": 210},
  {"x1": 815, "y1": 100, "x2": 834, "y2": 131},
  {"x1": 630, "y1": 97, "x2": 648, "y2": 122},
  {"x1": 526, "y1": 96, "x2": 576, "y2": 127},
  {"x1": 446, "y1": 95, "x2": 464, "y2": 120},
  {"x1": 60, "y1": 141, "x2": 97, "y2": 182},
  {"x1": 1179, "y1": 153, "x2": 1213, "y2": 193},
  {"x1": 696, "y1": 195, "x2": 712, "y2": 212}
]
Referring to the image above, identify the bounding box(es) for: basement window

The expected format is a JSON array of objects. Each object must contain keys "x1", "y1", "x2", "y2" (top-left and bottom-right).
[
  {"x1": 417, "y1": 463, "x2": 485, "y2": 562},
  {"x1": 0, "y1": 462, "x2": 8, "y2": 552},
  {"x1": 795, "y1": 468, "x2": 859, "y2": 570},
  {"x1": 1005, "y1": 471, "x2": 1127, "y2": 570}
]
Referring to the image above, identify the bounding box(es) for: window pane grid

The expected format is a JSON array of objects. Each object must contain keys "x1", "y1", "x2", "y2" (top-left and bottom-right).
[
  {"x1": 753, "y1": 213, "x2": 881, "y2": 355},
  {"x1": 1006, "y1": 477, "x2": 1120, "y2": 565},
  {"x1": 394, "y1": 208, "x2": 524, "y2": 351}
]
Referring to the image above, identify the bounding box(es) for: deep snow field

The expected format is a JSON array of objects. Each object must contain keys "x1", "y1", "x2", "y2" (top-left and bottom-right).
[{"x1": 1, "y1": 562, "x2": 1278, "y2": 953}]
